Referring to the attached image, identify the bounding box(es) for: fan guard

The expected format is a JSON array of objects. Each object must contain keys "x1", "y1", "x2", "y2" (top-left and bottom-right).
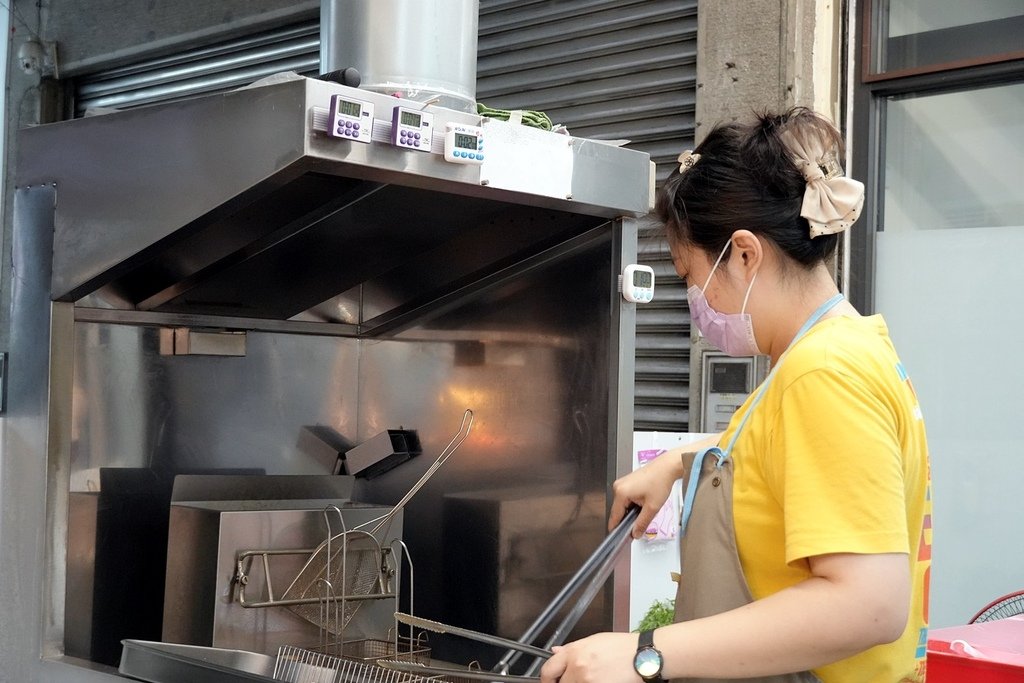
[{"x1": 969, "y1": 590, "x2": 1024, "y2": 623}]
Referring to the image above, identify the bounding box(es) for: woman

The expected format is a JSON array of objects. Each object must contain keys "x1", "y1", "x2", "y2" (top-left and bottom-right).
[{"x1": 540, "y1": 108, "x2": 931, "y2": 683}]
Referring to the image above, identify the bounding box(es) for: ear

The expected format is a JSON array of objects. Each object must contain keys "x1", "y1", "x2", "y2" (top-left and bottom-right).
[{"x1": 728, "y1": 230, "x2": 763, "y2": 278}]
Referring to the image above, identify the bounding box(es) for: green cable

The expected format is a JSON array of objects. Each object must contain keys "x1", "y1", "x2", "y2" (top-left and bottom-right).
[{"x1": 476, "y1": 102, "x2": 554, "y2": 131}]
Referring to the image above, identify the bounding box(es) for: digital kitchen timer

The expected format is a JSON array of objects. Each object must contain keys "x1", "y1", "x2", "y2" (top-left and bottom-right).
[
  {"x1": 327, "y1": 95, "x2": 373, "y2": 143},
  {"x1": 443, "y1": 123, "x2": 485, "y2": 164},
  {"x1": 620, "y1": 264, "x2": 655, "y2": 303},
  {"x1": 391, "y1": 106, "x2": 433, "y2": 152}
]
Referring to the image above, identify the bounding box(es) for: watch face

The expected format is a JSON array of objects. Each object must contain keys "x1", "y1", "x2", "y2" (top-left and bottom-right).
[{"x1": 634, "y1": 647, "x2": 663, "y2": 678}]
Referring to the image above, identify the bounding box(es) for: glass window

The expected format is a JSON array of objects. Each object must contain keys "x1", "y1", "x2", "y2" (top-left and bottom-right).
[
  {"x1": 871, "y1": 0, "x2": 1024, "y2": 76},
  {"x1": 874, "y1": 79, "x2": 1024, "y2": 626},
  {"x1": 883, "y1": 82, "x2": 1024, "y2": 231}
]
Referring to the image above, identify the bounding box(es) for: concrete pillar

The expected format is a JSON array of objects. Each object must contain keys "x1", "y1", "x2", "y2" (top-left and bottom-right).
[
  {"x1": 689, "y1": 0, "x2": 845, "y2": 430},
  {"x1": 695, "y1": 0, "x2": 842, "y2": 142}
]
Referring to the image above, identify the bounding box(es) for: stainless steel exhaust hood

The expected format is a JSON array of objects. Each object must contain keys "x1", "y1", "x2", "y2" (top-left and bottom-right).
[{"x1": 16, "y1": 76, "x2": 651, "y2": 331}]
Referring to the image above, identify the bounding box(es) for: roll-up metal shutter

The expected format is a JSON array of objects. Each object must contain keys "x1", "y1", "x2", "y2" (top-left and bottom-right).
[
  {"x1": 73, "y1": 1, "x2": 696, "y2": 430},
  {"x1": 478, "y1": 0, "x2": 696, "y2": 430},
  {"x1": 635, "y1": 219, "x2": 690, "y2": 431},
  {"x1": 74, "y1": 22, "x2": 320, "y2": 114},
  {"x1": 477, "y1": 0, "x2": 696, "y2": 186}
]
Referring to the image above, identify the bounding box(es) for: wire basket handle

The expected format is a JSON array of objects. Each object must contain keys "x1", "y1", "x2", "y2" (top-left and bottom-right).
[{"x1": 364, "y1": 408, "x2": 474, "y2": 538}]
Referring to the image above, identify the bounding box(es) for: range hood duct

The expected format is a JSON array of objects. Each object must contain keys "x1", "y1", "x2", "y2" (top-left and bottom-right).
[{"x1": 321, "y1": 0, "x2": 479, "y2": 113}]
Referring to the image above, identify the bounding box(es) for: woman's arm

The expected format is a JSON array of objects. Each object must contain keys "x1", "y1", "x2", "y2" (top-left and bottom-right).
[
  {"x1": 608, "y1": 433, "x2": 722, "y2": 536},
  {"x1": 539, "y1": 551, "x2": 910, "y2": 683}
]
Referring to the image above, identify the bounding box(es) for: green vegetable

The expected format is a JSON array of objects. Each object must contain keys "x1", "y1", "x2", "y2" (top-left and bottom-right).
[
  {"x1": 635, "y1": 598, "x2": 676, "y2": 632},
  {"x1": 476, "y1": 102, "x2": 554, "y2": 131}
]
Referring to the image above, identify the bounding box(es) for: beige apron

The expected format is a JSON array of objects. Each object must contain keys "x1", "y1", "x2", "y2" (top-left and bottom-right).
[
  {"x1": 668, "y1": 294, "x2": 845, "y2": 683},
  {"x1": 669, "y1": 449, "x2": 821, "y2": 683}
]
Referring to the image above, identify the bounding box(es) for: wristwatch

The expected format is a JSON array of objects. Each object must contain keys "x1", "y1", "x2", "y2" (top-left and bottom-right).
[{"x1": 633, "y1": 628, "x2": 666, "y2": 682}]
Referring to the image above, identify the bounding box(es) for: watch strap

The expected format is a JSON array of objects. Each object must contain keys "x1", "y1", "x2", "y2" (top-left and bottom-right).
[{"x1": 639, "y1": 628, "x2": 655, "y2": 649}]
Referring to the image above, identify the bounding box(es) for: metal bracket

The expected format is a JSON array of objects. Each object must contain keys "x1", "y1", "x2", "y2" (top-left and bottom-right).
[{"x1": 158, "y1": 328, "x2": 247, "y2": 356}]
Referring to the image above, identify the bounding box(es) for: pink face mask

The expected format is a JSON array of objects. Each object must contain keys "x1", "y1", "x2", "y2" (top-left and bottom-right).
[{"x1": 687, "y1": 242, "x2": 762, "y2": 357}]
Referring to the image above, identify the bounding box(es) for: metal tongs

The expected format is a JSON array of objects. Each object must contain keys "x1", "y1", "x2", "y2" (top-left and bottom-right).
[{"x1": 381, "y1": 505, "x2": 642, "y2": 682}]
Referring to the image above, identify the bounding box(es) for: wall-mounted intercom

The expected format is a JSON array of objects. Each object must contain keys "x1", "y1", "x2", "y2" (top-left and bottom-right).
[{"x1": 698, "y1": 351, "x2": 767, "y2": 432}]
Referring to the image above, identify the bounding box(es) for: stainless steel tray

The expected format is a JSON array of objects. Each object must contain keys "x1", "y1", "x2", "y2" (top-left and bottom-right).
[{"x1": 119, "y1": 640, "x2": 277, "y2": 683}]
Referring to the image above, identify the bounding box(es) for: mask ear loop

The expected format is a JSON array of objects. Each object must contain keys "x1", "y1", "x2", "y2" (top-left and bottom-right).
[
  {"x1": 701, "y1": 241, "x2": 733, "y2": 292},
  {"x1": 740, "y1": 272, "x2": 758, "y2": 315}
]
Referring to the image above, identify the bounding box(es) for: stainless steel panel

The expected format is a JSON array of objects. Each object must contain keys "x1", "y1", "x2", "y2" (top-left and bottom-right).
[
  {"x1": 608, "y1": 218, "x2": 637, "y2": 632},
  {"x1": 2, "y1": 188, "x2": 111, "y2": 682},
  {"x1": 169, "y1": 475, "x2": 356, "y2": 503},
  {"x1": 1, "y1": 187, "x2": 54, "y2": 671},
  {"x1": 355, "y1": 230, "x2": 621, "y2": 664},
  {"x1": 119, "y1": 639, "x2": 277, "y2": 683},
  {"x1": 63, "y1": 325, "x2": 361, "y2": 665},
  {"x1": 73, "y1": 307, "x2": 361, "y2": 338},
  {"x1": 59, "y1": 227, "x2": 625, "y2": 667},
  {"x1": 65, "y1": 492, "x2": 99, "y2": 660},
  {"x1": 322, "y1": 0, "x2": 479, "y2": 113},
  {"x1": 17, "y1": 76, "x2": 650, "y2": 315},
  {"x1": 68, "y1": 327, "x2": 360, "y2": 485},
  {"x1": 441, "y1": 490, "x2": 606, "y2": 638}
]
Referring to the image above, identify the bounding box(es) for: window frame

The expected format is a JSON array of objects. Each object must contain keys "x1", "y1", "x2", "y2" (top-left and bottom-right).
[
  {"x1": 861, "y1": 0, "x2": 1024, "y2": 83},
  {"x1": 847, "y1": 0, "x2": 1024, "y2": 313}
]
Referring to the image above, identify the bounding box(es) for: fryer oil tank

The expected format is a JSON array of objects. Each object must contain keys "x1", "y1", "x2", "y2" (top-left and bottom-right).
[{"x1": 163, "y1": 499, "x2": 402, "y2": 656}]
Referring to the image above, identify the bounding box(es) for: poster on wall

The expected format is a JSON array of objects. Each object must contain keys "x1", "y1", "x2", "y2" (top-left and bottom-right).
[{"x1": 629, "y1": 431, "x2": 714, "y2": 631}]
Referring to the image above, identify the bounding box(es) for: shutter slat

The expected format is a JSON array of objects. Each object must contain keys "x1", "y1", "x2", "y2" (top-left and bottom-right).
[{"x1": 75, "y1": 21, "x2": 321, "y2": 113}]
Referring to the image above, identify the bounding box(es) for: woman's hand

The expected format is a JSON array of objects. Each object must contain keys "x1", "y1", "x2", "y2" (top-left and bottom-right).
[
  {"x1": 539, "y1": 632, "x2": 641, "y2": 683},
  {"x1": 609, "y1": 435, "x2": 720, "y2": 536},
  {"x1": 541, "y1": 553, "x2": 910, "y2": 681}
]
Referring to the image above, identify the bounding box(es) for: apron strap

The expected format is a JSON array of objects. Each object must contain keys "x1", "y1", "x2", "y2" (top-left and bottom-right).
[
  {"x1": 680, "y1": 293, "x2": 845, "y2": 538},
  {"x1": 718, "y1": 292, "x2": 845, "y2": 455},
  {"x1": 680, "y1": 446, "x2": 727, "y2": 537}
]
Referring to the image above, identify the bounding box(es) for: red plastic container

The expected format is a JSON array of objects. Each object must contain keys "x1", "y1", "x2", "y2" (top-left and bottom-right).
[{"x1": 927, "y1": 616, "x2": 1024, "y2": 682}]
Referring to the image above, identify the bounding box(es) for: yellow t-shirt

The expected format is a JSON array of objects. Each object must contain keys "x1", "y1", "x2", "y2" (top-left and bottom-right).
[{"x1": 723, "y1": 314, "x2": 932, "y2": 683}]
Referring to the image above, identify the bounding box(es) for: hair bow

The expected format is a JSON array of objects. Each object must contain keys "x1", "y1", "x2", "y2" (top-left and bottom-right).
[{"x1": 779, "y1": 129, "x2": 865, "y2": 238}]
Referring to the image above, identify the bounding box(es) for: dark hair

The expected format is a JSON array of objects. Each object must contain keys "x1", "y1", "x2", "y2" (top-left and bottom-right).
[{"x1": 656, "y1": 107, "x2": 846, "y2": 268}]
